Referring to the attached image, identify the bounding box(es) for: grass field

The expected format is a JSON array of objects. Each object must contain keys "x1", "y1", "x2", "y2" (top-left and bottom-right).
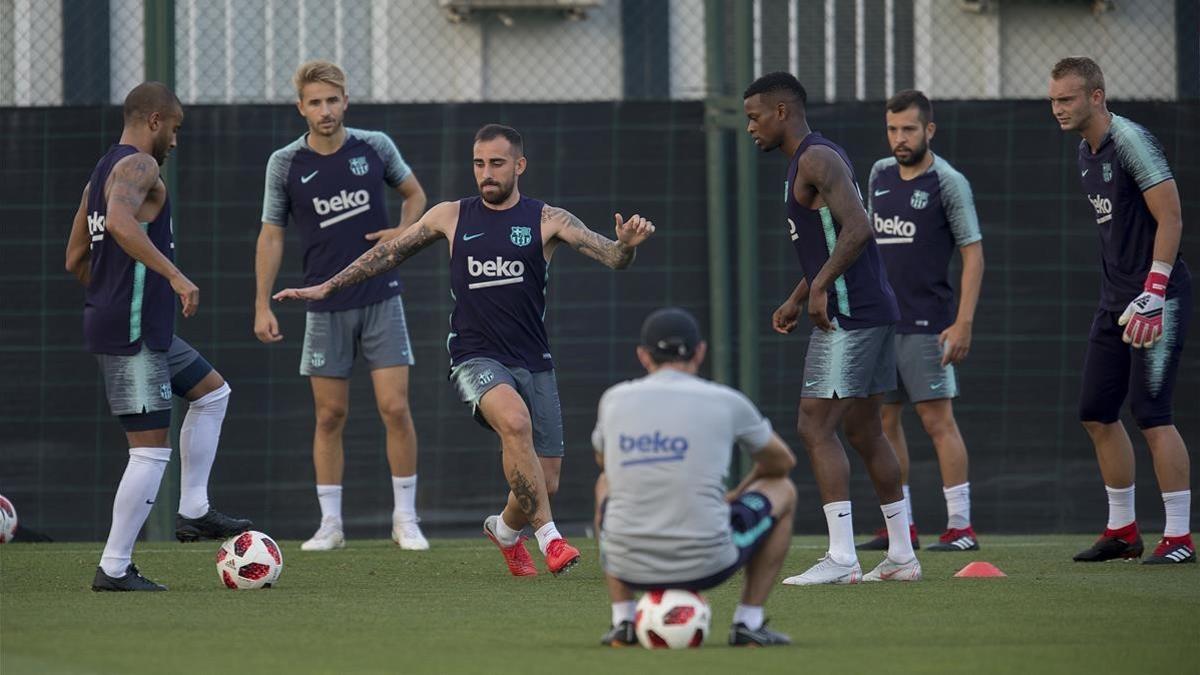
[{"x1": 1, "y1": 535, "x2": 1196, "y2": 675}]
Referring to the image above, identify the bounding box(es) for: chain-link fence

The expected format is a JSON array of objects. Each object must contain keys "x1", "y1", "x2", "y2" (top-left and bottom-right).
[{"x1": 1, "y1": 0, "x2": 1193, "y2": 106}]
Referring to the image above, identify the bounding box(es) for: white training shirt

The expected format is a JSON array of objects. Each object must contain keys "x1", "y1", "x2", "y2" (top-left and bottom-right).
[{"x1": 592, "y1": 368, "x2": 774, "y2": 584}]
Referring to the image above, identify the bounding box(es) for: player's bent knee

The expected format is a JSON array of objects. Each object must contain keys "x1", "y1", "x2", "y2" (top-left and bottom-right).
[{"x1": 492, "y1": 410, "x2": 533, "y2": 440}]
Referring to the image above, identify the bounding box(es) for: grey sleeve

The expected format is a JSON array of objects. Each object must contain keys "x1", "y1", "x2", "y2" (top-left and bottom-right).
[
  {"x1": 359, "y1": 130, "x2": 412, "y2": 188},
  {"x1": 260, "y1": 150, "x2": 292, "y2": 226},
  {"x1": 730, "y1": 390, "x2": 774, "y2": 455},
  {"x1": 1113, "y1": 119, "x2": 1173, "y2": 192},
  {"x1": 591, "y1": 390, "x2": 610, "y2": 454},
  {"x1": 937, "y1": 166, "x2": 982, "y2": 247},
  {"x1": 867, "y1": 158, "x2": 888, "y2": 217}
]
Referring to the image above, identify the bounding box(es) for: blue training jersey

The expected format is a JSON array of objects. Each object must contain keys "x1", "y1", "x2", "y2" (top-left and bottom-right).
[
  {"x1": 261, "y1": 127, "x2": 412, "y2": 312},
  {"x1": 785, "y1": 132, "x2": 900, "y2": 330},
  {"x1": 1077, "y1": 114, "x2": 1190, "y2": 310},
  {"x1": 83, "y1": 144, "x2": 175, "y2": 355},
  {"x1": 448, "y1": 196, "x2": 553, "y2": 372},
  {"x1": 868, "y1": 154, "x2": 982, "y2": 334}
]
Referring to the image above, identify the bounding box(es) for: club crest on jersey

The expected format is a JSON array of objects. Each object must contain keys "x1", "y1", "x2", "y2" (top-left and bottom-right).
[
  {"x1": 510, "y1": 226, "x2": 532, "y2": 247},
  {"x1": 910, "y1": 190, "x2": 929, "y2": 210},
  {"x1": 159, "y1": 384, "x2": 171, "y2": 401},
  {"x1": 1102, "y1": 162, "x2": 1112, "y2": 183},
  {"x1": 349, "y1": 156, "x2": 369, "y2": 176},
  {"x1": 310, "y1": 352, "x2": 326, "y2": 368}
]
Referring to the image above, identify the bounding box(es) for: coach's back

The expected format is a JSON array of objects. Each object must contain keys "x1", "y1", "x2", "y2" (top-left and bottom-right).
[{"x1": 593, "y1": 369, "x2": 773, "y2": 584}]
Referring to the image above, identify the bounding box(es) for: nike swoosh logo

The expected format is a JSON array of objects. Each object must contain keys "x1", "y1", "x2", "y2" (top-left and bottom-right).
[
  {"x1": 929, "y1": 382, "x2": 944, "y2": 390},
  {"x1": 805, "y1": 380, "x2": 819, "y2": 387},
  {"x1": 301, "y1": 171, "x2": 319, "y2": 183},
  {"x1": 886, "y1": 512, "x2": 899, "y2": 519},
  {"x1": 145, "y1": 500, "x2": 155, "y2": 505},
  {"x1": 873, "y1": 189, "x2": 890, "y2": 196},
  {"x1": 463, "y1": 232, "x2": 485, "y2": 241},
  {"x1": 1081, "y1": 169, "x2": 1089, "y2": 177},
  {"x1": 837, "y1": 512, "x2": 850, "y2": 518}
]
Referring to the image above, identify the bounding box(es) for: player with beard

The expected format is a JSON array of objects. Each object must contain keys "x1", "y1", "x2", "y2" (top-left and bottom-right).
[
  {"x1": 1050, "y1": 57, "x2": 1193, "y2": 564},
  {"x1": 744, "y1": 72, "x2": 920, "y2": 585},
  {"x1": 66, "y1": 82, "x2": 251, "y2": 591},
  {"x1": 274, "y1": 124, "x2": 656, "y2": 576},
  {"x1": 858, "y1": 90, "x2": 985, "y2": 553},
  {"x1": 256, "y1": 61, "x2": 429, "y2": 552}
]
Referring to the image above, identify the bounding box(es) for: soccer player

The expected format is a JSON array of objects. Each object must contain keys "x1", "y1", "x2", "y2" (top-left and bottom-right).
[
  {"x1": 744, "y1": 72, "x2": 920, "y2": 584},
  {"x1": 858, "y1": 90, "x2": 984, "y2": 553},
  {"x1": 273, "y1": 124, "x2": 655, "y2": 576},
  {"x1": 65, "y1": 82, "x2": 251, "y2": 591},
  {"x1": 593, "y1": 307, "x2": 797, "y2": 647},
  {"x1": 255, "y1": 61, "x2": 429, "y2": 551},
  {"x1": 1050, "y1": 57, "x2": 1193, "y2": 565}
]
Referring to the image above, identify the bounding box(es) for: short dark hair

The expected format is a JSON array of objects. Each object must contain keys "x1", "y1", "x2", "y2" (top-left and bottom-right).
[
  {"x1": 474, "y1": 124, "x2": 524, "y2": 155},
  {"x1": 743, "y1": 71, "x2": 807, "y2": 106},
  {"x1": 1051, "y1": 57, "x2": 1105, "y2": 94},
  {"x1": 886, "y1": 89, "x2": 933, "y2": 124},
  {"x1": 123, "y1": 81, "x2": 182, "y2": 123}
]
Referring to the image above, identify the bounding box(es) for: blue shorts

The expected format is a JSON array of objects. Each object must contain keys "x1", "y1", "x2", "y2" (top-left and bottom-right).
[
  {"x1": 1078, "y1": 291, "x2": 1191, "y2": 429},
  {"x1": 449, "y1": 357, "x2": 564, "y2": 458},
  {"x1": 615, "y1": 491, "x2": 776, "y2": 592}
]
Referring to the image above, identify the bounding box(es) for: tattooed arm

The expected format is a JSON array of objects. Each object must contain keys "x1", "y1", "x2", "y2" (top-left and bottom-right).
[
  {"x1": 105, "y1": 153, "x2": 199, "y2": 316},
  {"x1": 797, "y1": 145, "x2": 872, "y2": 330},
  {"x1": 65, "y1": 183, "x2": 91, "y2": 285},
  {"x1": 543, "y1": 205, "x2": 655, "y2": 270},
  {"x1": 274, "y1": 201, "x2": 454, "y2": 302}
]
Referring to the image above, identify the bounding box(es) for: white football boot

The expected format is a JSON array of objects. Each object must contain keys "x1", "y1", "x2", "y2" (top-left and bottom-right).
[
  {"x1": 781, "y1": 553, "x2": 862, "y2": 585},
  {"x1": 392, "y1": 516, "x2": 429, "y2": 551},
  {"x1": 300, "y1": 516, "x2": 345, "y2": 551},
  {"x1": 862, "y1": 555, "x2": 923, "y2": 582}
]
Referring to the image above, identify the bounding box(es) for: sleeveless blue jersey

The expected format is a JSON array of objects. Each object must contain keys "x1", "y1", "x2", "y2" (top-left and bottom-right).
[
  {"x1": 785, "y1": 133, "x2": 900, "y2": 329},
  {"x1": 448, "y1": 196, "x2": 553, "y2": 372},
  {"x1": 83, "y1": 144, "x2": 175, "y2": 355}
]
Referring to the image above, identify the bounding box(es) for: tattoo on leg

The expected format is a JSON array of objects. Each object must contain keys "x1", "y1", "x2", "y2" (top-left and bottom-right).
[{"x1": 511, "y1": 470, "x2": 539, "y2": 520}]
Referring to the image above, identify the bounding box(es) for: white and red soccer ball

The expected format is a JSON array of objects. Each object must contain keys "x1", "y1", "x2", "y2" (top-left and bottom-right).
[
  {"x1": 216, "y1": 530, "x2": 283, "y2": 589},
  {"x1": 0, "y1": 495, "x2": 16, "y2": 543},
  {"x1": 635, "y1": 589, "x2": 711, "y2": 649}
]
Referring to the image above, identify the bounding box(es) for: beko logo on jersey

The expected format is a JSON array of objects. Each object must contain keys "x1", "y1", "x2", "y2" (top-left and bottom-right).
[
  {"x1": 873, "y1": 213, "x2": 915, "y2": 244},
  {"x1": 313, "y1": 189, "x2": 371, "y2": 228},
  {"x1": 618, "y1": 432, "x2": 689, "y2": 466},
  {"x1": 1088, "y1": 194, "x2": 1113, "y2": 224},
  {"x1": 466, "y1": 255, "x2": 525, "y2": 290},
  {"x1": 87, "y1": 211, "x2": 108, "y2": 248}
]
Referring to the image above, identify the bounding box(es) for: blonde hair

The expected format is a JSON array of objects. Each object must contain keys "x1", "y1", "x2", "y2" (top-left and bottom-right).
[{"x1": 294, "y1": 60, "x2": 346, "y2": 100}]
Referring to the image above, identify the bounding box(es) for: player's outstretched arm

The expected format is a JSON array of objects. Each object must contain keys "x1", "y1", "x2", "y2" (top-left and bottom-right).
[
  {"x1": 65, "y1": 184, "x2": 92, "y2": 285},
  {"x1": 544, "y1": 205, "x2": 654, "y2": 270},
  {"x1": 799, "y1": 146, "x2": 872, "y2": 330},
  {"x1": 274, "y1": 201, "x2": 452, "y2": 303},
  {"x1": 105, "y1": 153, "x2": 198, "y2": 317}
]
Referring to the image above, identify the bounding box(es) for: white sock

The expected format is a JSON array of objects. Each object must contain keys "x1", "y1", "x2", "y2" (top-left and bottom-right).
[
  {"x1": 822, "y1": 501, "x2": 857, "y2": 565},
  {"x1": 1162, "y1": 490, "x2": 1191, "y2": 537},
  {"x1": 534, "y1": 521, "x2": 562, "y2": 555},
  {"x1": 1105, "y1": 485, "x2": 1135, "y2": 530},
  {"x1": 99, "y1": 447, "x2": 171, "y2": 577},
  {"x1": 902, "y1": 484, "x2": 914, "y2": 522},
  {"x1": 316, "y1": 484, "x2": 343, "y2": 523},
  {"x1": 178, "y1": 383, "x2": 230, "y2": 519},
  {"x1": 943, "y1": 481, "x2": 971, "y2": 530},
  {"x1": 733, "y1": 604, "x2": 764, "y2": 631},
  {"x1": 391, "y1": 474, "x2": 417, "y2": 521},
  {"x1": 493, "y1": 513, "x2": 521, "y2": 546},
  {"x1": 882, "y1": 499, "x2": 915, "y2": 562},
  {"x1": 611, "y1": 600, "x2": 636, "y2": 626}
]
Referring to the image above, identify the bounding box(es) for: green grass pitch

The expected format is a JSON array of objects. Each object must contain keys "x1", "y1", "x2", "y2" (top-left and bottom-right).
[{"x1": 1, "y1": 535, "x2": 1195, "y2": 674}]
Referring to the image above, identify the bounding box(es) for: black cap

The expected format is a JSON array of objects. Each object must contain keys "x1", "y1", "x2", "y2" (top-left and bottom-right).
[{"x1": 640, "y1": 307, "x2": 702, "y2": 360}]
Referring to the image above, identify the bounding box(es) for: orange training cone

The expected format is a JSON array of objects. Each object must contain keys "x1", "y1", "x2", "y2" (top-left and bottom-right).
[{"x1": 954, "y1": 561, "x2": 1007, "y2": 578}]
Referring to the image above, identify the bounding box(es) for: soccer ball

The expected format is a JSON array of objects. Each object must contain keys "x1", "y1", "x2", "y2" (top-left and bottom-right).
[
  {"x1": 634, "y1": 589, "x2": 711, "y2": 649},
  {"x1": 216, "y1": 531, "x2": 283, "y2": 589},
  {"x1": 0, "y1": 495, "x2": 16, "y2": 543}
]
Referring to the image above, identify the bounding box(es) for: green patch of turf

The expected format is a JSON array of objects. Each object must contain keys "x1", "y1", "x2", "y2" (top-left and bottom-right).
[{"x1": 1, "y1": 536, "x2": 1195, "y2": 674}]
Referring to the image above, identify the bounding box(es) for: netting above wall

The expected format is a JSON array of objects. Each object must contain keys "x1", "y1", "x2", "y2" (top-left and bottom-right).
[{"x1": 1, "y1": 0, "x2": 1193, "y2": 106}]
